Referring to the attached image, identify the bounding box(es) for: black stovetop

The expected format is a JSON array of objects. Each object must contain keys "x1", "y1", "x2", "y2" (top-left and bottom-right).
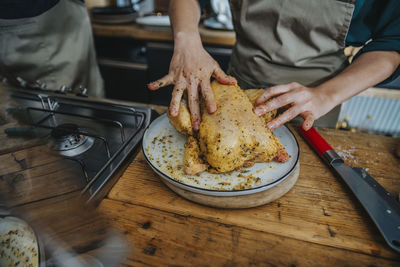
[{"x1": 2, "y1": 84, "x2": 157, "y2": 205}]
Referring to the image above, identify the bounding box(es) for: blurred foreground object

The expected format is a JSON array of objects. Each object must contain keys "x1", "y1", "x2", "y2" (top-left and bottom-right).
[{"x1": 0, "y1": 84, "x2": 129, "y2": 266}]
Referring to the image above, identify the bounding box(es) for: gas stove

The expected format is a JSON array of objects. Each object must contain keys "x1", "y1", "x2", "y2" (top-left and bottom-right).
[{"x1": 1, "y1": 79, "x2": 156, "y2": 205}]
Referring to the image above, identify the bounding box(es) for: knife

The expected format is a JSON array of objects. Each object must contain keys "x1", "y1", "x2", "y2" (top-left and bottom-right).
[{"x1": 299, "y1": 126, "x2": 400, "y2": 253}]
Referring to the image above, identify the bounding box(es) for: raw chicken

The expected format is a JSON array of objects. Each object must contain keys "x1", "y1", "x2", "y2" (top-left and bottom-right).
[
  {"x1": 183, "y1": 136, "x2": 208, "y2": 175},
  {"x1": 168, "y1": 81, "x2": 289, "y2": 174}
]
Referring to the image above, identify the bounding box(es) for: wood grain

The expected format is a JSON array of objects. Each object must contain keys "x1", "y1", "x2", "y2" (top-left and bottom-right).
[
  {"x1": 0, "y1": 122, "x2": 47, "y2": 155},
  {"x1": 2, "y1": 87, "x2": 399, "y2": 265},
  {"x1": 0, "y1": 145, "x2": 61, "y2": 176},
  {"x1": 99, "y1": 199, "x2": 400, "y2": 266},
  {"x1": 16, "y1": 191, "x2": 108, "y2": 254},
  {"x1": 107, "y1": 126, "x2": 400, "y2": 260},
  {"x1": 0, "y1": 159, "x2": 85, "y2": 206}
]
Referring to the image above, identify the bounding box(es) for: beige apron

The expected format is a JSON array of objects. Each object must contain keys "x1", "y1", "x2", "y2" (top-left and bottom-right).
[
  {"x1": 0, "y1": 0, "x2": 104, "y2": 97},
  {"x1": 229, "y1": 0, "x2": 355, "y2": 89}
]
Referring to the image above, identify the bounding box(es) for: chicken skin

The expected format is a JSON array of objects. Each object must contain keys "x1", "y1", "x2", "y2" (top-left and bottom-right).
[
  {"x1": 183, "y1": 136, "x2": 209, "y2": 175},
  {"x1": 168, "y1": 81, "x2": 289, "y2": 174}
]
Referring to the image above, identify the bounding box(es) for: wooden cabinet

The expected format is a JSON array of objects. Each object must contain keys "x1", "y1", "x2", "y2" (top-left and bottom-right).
[
  {"x1": 94, "y1": 36, "x2": 149, "y2": 102},
  {"x1": 146, "y1": 42, "x2": 232, "y2": 105},
  {"x1": 94, "y1": 36, "x2": 232, "y2": 105}
]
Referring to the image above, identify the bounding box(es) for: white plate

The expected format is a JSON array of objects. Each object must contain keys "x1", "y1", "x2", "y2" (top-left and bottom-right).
[
  {"x1": 0, "y1": 216, "x2": 39, "y2": 267},
  {"x1": 135, "y1": 15, "x2": 170, "y2": 27},
  {"x1": 142, "y1": 113, "x2": 300, "y2": 196}
]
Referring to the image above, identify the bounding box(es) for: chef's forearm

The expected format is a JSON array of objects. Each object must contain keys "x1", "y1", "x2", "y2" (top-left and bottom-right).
[
  {"x1": 169, "y1": 0, "x2": 202, "y2": 47},
  {"x1": 317, "y1": 51, "x2": 400, "y2": 106}
]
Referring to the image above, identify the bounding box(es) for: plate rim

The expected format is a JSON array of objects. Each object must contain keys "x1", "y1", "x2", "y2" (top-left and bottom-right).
[{"x1": 142, "y1": 113, "x2": 300, "y2": 195}]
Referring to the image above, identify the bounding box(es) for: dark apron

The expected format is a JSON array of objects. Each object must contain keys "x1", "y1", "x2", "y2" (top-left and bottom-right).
[
  {"x1": 228, "y1": 0, "x2": 356, "y2": 127},
  {"x1": 0, "y1": 0, "x2": 104, "y2": 96},
  {"x1": 229, "y1": 0, "x2": 355, "y2": 89}
]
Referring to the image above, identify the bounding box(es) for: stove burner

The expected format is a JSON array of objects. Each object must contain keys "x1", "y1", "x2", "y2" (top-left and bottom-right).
[{"x1": 49, "y1": 123, "x2": 94, "y2": 157}]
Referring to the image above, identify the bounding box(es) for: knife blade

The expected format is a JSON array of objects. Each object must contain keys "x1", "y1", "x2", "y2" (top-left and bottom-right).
[{"x1": 299, "y1": 126, "x2": 400, "y2": 253}]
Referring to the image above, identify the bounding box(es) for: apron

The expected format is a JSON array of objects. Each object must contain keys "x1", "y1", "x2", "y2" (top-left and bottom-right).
[
  {"x1": 0, "y1": 0, "x2": 104, "y2": 97},
  {"x1": 229, "y1": 0, "x2": 356, "y2": 89}
]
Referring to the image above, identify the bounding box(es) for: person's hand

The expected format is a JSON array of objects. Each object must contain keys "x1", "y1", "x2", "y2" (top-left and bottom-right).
[
  {"x1": 253, "y1": 82, "x2": 334, "y2": 131},
  {"x1": 147, "y1": 33, "x2": 236, "y2": 130}
]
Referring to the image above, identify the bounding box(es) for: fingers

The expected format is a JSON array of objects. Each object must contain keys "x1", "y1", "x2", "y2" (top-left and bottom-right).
[
  {"x1": 200, "y1": 80, "x2": 217, "y2": 114},
  {"x1": 254, "y1": 93, "x2": 295, "y2": 116},
  {"x1": 267, "y1": 106, "x2": 300, "y2": 130},
  {"x1": 147, "y1": 74, "x2": 174, "y2": 90},
  {"x1": 212, "y1": 66, "x2": 237, "y2": 85},
  {"x1": 301, "y1": 111, "x2": 315, "y2": 131},
  {"x1": 187, "y1": 78, "x2": 201, "y2": 130},
  {"x1": 253, "y1": 82, "x2": 321, "y2": 130},
  {"x1": 267, "y1": 108, "x2": 316, "y2": 131},
  {"x1": 255, "y1": 82, "x2": 301, "y2": 106},
  {"x1": 169, "y1": 78, "x2": 186, "y2": 117}
]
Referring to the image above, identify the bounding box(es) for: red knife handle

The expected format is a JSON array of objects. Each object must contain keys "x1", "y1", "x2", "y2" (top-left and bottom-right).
[{"x1": 299, "y1": 126, "x2": 334, "y2": 157}]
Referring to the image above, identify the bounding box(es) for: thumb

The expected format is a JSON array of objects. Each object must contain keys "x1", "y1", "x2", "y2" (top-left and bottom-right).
[
  {"x1": 147, "y1": 74, "x2": 173, "y2": 90},
  {"x1": 301, "y1": 112, "x2": 315, "y2": 131}
]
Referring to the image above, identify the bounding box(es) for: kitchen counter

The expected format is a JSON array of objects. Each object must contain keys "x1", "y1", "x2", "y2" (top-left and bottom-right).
[
  {"x1": 1, "y1": 89, "x2": 400, "y2": 265},
  {"x1": 92, "y1": 22, "x2": 236, "y2": 46},
  {"x1": 98, "y1": 104, "x2": 400, "y2": 266}
]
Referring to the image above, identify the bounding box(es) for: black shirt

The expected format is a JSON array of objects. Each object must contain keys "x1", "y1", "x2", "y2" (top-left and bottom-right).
[{"x1": 0, "y1": 0, "x2": 60, "y2": 19}]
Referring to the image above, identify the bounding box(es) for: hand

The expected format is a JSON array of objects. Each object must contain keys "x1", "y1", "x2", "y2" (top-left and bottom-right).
[
  {"x1": 147, "y1": 33, "x2": 236, "y2": 130},
  {"x1": 253, "y1": 82, "x2": 334, "y2": 131}
]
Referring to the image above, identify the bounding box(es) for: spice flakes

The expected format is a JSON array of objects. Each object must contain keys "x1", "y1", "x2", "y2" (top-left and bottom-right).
[{"x1": 146, "y1": 124, "x2": 280, "y2": 191}]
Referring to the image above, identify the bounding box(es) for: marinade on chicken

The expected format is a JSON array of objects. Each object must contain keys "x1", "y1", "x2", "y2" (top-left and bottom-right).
[{"x1": 168, "y1": 81, "x2": 289, "y2": 174}]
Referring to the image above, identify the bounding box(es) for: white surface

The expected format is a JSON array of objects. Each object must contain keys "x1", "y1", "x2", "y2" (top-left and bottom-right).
[
  {"x1": 143, "y1": 113, "x2": 299, "y2": 196},
  {"x1": 135, "y1": 15, "x2": 170, "y2": 27},
  {"x1": 203, "y1": 17, "x2": 233, "y2": 30},
  {"x1": 208, "y1": 0, "x2": 234, "y2": 30}
]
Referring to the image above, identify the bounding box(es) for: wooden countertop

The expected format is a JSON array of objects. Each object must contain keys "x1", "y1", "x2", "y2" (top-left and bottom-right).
[
  {"x1": 98, "y1": 105, "x2": 400, "y2": 266},
  {"x1": 1, "y1": 88, "x2": 400, "y2": 265},
  {"x1": 92, "y1": 22, "x2": 236, "y2": 46}
]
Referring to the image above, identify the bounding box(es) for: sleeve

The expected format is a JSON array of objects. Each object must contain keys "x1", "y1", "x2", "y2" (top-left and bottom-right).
[{"x1": 355, "y1": 5, "x2": 400, "y2": 84}]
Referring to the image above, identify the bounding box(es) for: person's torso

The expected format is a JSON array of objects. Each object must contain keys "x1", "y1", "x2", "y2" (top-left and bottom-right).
[
  {"x1": 0, "y1": 0, "x2": 104, "y2": 96},
  {"x1": 228, "y1": 0, "x2": 356, "y2": 89}
]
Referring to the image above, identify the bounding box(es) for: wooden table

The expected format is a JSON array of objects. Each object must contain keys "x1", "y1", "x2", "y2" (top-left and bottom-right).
[
  {"x1": 96, "y1": 105, "x2": 400, "y2": 266},
  {"x1": 1, "y1": 91, "x2": 400, "y2": 265},
  {"x1": 92, "y1": 23, "x2": 236, "y2": 46}
]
